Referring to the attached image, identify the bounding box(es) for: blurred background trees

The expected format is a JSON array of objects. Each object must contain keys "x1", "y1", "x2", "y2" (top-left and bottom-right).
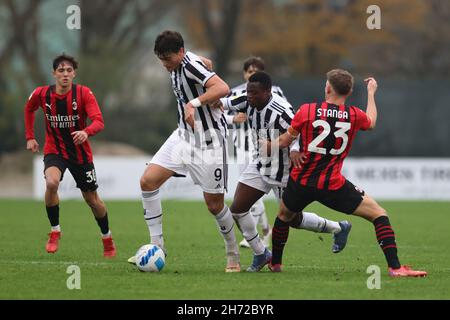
[{"x1": 1, "y1": 0, "x2": 449, "y2": 156}]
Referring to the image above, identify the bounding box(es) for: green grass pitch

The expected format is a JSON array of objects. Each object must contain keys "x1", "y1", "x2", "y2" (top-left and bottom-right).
[{"x1": 0, "y1": 199, "x2": 449, "y2": 299}]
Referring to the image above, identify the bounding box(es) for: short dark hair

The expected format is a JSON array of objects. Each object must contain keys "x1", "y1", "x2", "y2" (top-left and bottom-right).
[
  {"x1": 243, "y1": 56, "x2": 265, "y2": 72},
  {"x1": 326, "y1": 69, "x2": 354, "y2": 95},
  {"x1": 53, "y1": 53, "x2": 78, "y2": 70},
  {"x1": 154, "y1": 30, "x2": 184, "y2": 58},
  {"x1": 248, "y1": 71, "x2": 272, "y2": 91}
]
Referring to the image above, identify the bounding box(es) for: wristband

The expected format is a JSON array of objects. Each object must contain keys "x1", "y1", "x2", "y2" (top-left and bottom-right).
[{"x1": 189, "y1": 98, "x2": 202, "y2": 108}]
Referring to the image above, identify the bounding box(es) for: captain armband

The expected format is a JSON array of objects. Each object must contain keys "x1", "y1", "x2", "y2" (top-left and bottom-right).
[{"x1": 287, "y1": 126, "x2": 299, "y2": 140}]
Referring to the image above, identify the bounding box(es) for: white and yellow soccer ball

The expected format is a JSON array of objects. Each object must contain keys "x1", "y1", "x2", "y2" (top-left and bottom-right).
[{"x1": 135, "y1": 244, "x2": 166, "y2": 272}]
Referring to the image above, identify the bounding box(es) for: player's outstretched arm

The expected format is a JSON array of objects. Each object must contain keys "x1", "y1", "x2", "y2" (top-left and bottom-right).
[
  {"x1": 261, "y1": 127, "x2": 298, "y2": 157},
  {"x1": 279, "y1": 127, "x2": 298, "y2": 148},
  {"x1": 221, "y1": 110, "x2": 246, "y2": 124},
  {"x1": 365, "y1": 77, "x2": 378, "y2": 129},
  {"x1": 214, "y1": 94, "x2": 247, "y2": 112}
]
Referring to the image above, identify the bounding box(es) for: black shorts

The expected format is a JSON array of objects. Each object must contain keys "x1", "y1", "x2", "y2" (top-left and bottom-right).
[
  {"x1": 43, "y1": 154, "x2": 98, "y2": 192},
  {"x1": 282, "y1": 178, "x2": 365, "y2": 215}
]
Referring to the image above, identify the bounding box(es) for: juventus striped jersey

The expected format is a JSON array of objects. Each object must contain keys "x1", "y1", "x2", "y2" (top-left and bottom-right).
[
  {"x1": 290, "y1": 102, "x2": 371, "y2": 190},
  {"x1": 226, "y1": 93, "x2": 295, "y2": 186},
  {"x1": 170, "y1": 51, "x2": 228, "y2": 148},
  {"x1": 24, "y1": 84, "x2": 104, "y2": 164},
  {"x1": 223, "y1": 83, "x2": 287, "y2": 152}
]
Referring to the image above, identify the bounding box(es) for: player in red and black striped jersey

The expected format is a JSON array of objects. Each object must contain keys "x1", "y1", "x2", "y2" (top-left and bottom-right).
[
  {"x1": 266, "y1": 69, "x2": 426, "y2": 277},
  {"x1": 24, "y1": 53, "x2": 116, "y2": 257},
  {"x1": 288, "y1": 100, "x2": 371, "y2": 190}
]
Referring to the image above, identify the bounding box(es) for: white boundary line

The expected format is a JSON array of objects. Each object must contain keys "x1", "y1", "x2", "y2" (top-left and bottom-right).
[{"x1": 0, "y1": 260, "x2": 112, "y2": 266}]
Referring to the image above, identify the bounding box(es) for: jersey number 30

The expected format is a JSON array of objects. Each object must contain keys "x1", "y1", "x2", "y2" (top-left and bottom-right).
[{"x1": 308, "y1": 120, "x2": 351, "y2": 155}]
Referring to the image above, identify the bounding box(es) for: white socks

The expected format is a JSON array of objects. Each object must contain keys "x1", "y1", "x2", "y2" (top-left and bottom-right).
[
  {"x1": 300, "y1": 212, "x2": 341, "y2": 234},
  {"x1": 250, "y1": 198, "x2": 269, "y2": 230},
  {"x1": 142, "y1": 190, "x2": 164, "y2": 248},
  {"x1": 51, "y1": 225, "x2": 61, "y2": 232},
  {"x1": 214, "y1": 205, "x2": 238, "y2": 254},
  {"x1": 231, "y1": 209, "x2": 265, "y2": 255}
]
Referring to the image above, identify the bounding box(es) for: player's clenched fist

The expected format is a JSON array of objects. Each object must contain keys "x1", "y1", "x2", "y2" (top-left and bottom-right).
[
  {"x1": 210, "y1": 100, "x2": 224, "y2": 112},
  {"x1": 365, "y1": 77, "x2": 377, "y2": 94},
  {"x1": 233, "y1": 113, "x2": 247, "y2": 124}
]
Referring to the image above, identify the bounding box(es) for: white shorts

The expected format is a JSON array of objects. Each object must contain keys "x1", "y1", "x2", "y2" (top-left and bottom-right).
[
  {"x1": 150, "y1": 130, "x2": 228, "y2": 194},
  {"x1": 238, "y1": 163, "x2": 284, "y2": 200}
]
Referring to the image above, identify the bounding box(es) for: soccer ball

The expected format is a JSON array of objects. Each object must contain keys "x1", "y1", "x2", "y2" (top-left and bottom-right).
[{"x1": 135, "y1": 244, "x2": 166, "y2": 272}]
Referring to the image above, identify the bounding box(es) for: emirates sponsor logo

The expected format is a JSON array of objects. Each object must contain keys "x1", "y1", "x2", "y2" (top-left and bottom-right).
[{"x1": 46, "y1": 113, "x2": 80, "y2": 129}]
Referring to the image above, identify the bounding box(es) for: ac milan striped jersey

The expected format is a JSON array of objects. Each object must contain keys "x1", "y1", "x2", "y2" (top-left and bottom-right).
[
  {"x1": 170, "y1": 51, "x2": 228, "y2": 148},
  {"x1": 225, "y1": 94, "x2": 295, "y2": 186},
  {"x1": 24, "y1": 84, "x2": 104, "y2": 164},
  {"x1": 223, "y1": 83, "x2": 287, "y2": 153},
  {"x1": 290, "y1": 102, "x2": 371, "y2": 190}
]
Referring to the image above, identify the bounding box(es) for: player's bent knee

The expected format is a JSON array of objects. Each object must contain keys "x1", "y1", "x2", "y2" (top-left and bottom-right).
[
  {"x1": 355, "y1": 196, "x2": 387, "y2": 221},
  {"x1": 278, "y1": 209, "x2": 295, "y2": 222},
  {"x1": 85, "y1": 197, "x2": 104, "y2": 211},
  {"x1": 45, "y1": 179, "x2": 60, "y2": 192},
  {"x1": 372, "y1": 206, "x2": 387, "y2": 218},
  {"x1": 83, "y1": 195, "x2": 95, "y2": 207},
  {"x1": 229, "y1": 203, "x2": 250, "y2": 214},
  {"x1": 82, "y1": 192, "x2": 101, "y2": 209},
  {"x1": 366, "y1": 196, "x2": 386, "y2": 214},
  {"x1": 206, "y1": 201, "x2": 223, "y2": 215},
  {"x1": 140, "y1": 175, "x2": 158, "y2": 191},
  {"x1": 140, "y1": 176, "x2": 149, "y2": 190},
  {"x1": 278, "y1": 201, "x2": 296, "y2": 222},
  {"x1": 85, "y1": 199, "x2": 96, "y2": 208}
]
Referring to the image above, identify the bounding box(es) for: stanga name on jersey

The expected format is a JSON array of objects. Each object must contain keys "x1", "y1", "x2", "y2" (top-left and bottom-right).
[{"x1": 316, "y1": 107, "x2": 349, "y2": 120}]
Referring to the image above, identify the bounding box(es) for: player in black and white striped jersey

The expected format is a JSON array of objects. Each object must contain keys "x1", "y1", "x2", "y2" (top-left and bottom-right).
[
  {"x1": 224, "y1": 57, "x2": 287, "y2": 158},
  {"x1": 222, "y1": 57, "x2": 288, "y2": 249},
  {"x1": 171, "y1": 52, "x2": 229, "y2": 147},
  {"x1": 223, "y1": 72, "x2": 295, "y2": 189},
  {"x1": 217, "y1": 71, "x2": 351, "y2": 272},
  {"x1": 131, "y1": 31, "x2": 267, "y2": 273}
]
